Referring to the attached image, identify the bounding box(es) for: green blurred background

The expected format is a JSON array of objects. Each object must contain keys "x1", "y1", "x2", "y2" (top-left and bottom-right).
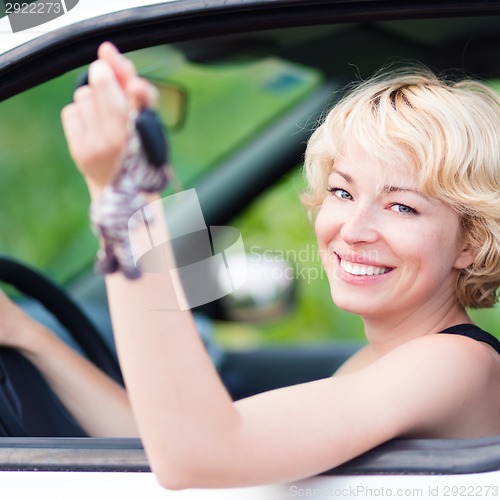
[{"x1": 0, "y1": 45, "x2": 498, "y2": 347}]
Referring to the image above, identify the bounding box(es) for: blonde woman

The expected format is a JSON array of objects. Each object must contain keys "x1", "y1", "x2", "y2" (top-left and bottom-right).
[{"x1": 59, "y1": 41, "x2": 500, "y2": 488}]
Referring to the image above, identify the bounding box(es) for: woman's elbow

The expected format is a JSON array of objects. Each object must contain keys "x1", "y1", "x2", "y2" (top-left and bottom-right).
[
  {"x1": 155, "y1": 473, "x2": 190, "y2": 491},
  {"x1": 148, "y1": 433, "x2": 241, "y2": 489},
  {"x1": 152, "y1": 457, "x2": 235, "y2": 490},
  {"x1": 152, "y1": 459, "x2": 209, "y2": 490}
]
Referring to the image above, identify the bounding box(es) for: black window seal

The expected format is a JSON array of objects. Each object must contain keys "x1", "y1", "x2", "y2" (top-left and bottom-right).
[
  {"x1": 1, "y1": 0, "x2": 500, "y2": 102},
  {"x1": 329, "y1": 435, "x2": 500, "y2": 476}
]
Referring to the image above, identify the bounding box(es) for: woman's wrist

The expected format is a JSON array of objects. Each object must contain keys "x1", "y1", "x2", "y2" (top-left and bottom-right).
[
  {"x1": 14, "y1": 319, "x2": 55, "y2": 358},
  {"x1": 86, "y1": 177, "x2": 106, "y2": 202}
]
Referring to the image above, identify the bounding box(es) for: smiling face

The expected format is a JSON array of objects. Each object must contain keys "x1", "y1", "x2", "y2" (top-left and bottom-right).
[{"x1": 315, "y1": 142, "x2": 476, "y2": 322}]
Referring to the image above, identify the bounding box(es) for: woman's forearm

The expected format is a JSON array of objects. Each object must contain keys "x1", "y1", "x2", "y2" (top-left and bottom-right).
[
  {"x1": 17, "y1": 322, "x2": 138, "y2": 437},
  {"x1": 103, "y1": 206, "x2": 241, "y2": 486}
]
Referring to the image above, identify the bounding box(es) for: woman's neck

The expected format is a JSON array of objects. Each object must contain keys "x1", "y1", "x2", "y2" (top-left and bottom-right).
[{"x1": 361, "y1": 301, "x2": 472, "y2": 357}]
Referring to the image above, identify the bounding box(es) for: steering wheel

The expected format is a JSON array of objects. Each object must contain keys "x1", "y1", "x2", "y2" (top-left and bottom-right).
[
  {"x1": 0, "y1": 256, "x2": 123, "y2": 437},
  {"x1": 0, "y1": 256, "x2": 123, "y2": 384},
  {"x1": 0, "y1": 255, "x2": 123, "y2": 437}
]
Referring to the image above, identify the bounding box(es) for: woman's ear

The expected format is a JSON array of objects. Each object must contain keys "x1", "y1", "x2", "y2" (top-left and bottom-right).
[{"x1": 454, "y1": 244, "x2": 478, "y2": 270}]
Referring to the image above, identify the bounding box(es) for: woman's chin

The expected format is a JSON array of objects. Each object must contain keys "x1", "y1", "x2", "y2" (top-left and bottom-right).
[{"x1": 330, "y1": 292, "x2": 386, "y2": 318}]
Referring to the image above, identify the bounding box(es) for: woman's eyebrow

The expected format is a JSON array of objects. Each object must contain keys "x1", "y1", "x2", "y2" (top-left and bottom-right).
[
  {"x1": 383, "y1": 185, "x2": 429, "y2": 200},
  {"x1": 331, "y1": 169, "x2": 430, "y2": 201},
  {"x1": 330, "y1": 169, "x2": 353, "y2": 183}
]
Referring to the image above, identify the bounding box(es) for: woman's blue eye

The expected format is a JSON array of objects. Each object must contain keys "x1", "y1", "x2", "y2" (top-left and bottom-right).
[
  {"x1": 391, "y1": 203, "x2": 417, "y2": 215},
  {"x1": 327, "y1": 186, "x2": 352, "y2": 200}
]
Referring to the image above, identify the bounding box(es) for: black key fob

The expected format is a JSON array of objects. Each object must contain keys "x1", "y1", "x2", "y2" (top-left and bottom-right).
[
  {"x1": 74, "y1": 72, "x2": 89, "y2": 92},
  {"x1": 135, "y1": 107, "x2": 168, "y2": 168}
]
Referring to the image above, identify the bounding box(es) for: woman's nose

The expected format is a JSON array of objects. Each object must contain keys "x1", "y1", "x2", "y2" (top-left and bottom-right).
[{"x1": 340, "y1": 204, "x2": 379, "y2": 246}]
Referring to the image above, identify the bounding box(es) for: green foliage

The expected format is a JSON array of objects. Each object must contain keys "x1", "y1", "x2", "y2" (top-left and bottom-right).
[
  {"x1": 131, "y1": 46, "x2": 323, "y2": 188},
  {"x1": 0, "y1": 47, "x2": 322, "y2": 284},
  {"x1": 0, "y1": 68, "x2": 96, "y2": 281}
]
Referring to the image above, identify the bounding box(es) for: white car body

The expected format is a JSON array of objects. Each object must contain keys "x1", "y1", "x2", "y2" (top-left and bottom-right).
[
  {"x1": 0, "y1": 0, "x2": 177, "y2": 55},
  {"x1": 2, "y1": 469, "x2": 500, "y2": 499}
]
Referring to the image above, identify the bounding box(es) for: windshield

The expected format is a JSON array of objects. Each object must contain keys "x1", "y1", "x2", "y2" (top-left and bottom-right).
[{"x1": 0, "y1": 41, "x2": 322, "y2": 281}]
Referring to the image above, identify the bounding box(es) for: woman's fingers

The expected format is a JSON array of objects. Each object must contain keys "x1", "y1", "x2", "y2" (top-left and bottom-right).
[
  {"x1": 127, "y1": 76, "x2": 159, "y2": 110},
  {"x1": 97, "y1": 41, "x2": 158, "y2": 110},
  {"x1": 98, "y1": 41, "x2": 137, "y2": 90},
  {"x1": 88, "y1": 59, "x2": 127, "y2": 110},
  {"x1": 88, "y1": 59, "x2": 129, "y2": 141},
  {"x1": 73, "y1": 85, "x2": 101, "y2": 135},
  {"x1": 61, "y1": 102, "x2": 87, "y2": 164},
  {"x1": 63, "y1": 42, "x2": 160, "y2": 195},
  {"x1": 62, "y1": 58, "x2": 129, "y2": 189}
]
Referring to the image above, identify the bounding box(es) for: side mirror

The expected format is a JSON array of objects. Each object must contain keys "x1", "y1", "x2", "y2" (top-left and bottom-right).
[
  {"x1": 151, "y1": 79, "x2": 187, "y2": 130},
  {"x1": 218, "y1": 253, "x2": 296, "y2": 322}
]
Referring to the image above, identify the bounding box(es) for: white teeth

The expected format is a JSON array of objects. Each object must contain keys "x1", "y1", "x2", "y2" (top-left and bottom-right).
[{"x1": 340, "y1": 259, "x2": 390, "y2": 276}]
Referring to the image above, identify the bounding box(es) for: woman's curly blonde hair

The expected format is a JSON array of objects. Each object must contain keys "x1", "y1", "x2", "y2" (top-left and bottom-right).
[{"x1": 302, "y1": 67, "x2": 500, "y2": 308}]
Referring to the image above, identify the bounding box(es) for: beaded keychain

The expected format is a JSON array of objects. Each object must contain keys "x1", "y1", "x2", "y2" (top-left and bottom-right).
[{"x1": 89, "y1": 108, "x2": 170, "y2": 279}]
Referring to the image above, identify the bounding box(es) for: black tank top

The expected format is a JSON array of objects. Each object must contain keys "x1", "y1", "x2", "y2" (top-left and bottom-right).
[{"x1": 438, "y1": 323, "x2": 500, "y2": 356}]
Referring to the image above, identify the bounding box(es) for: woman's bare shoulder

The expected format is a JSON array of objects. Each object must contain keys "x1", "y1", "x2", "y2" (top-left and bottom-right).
[
  {"x1": 393, "y1": 331, "x2": 498, "y2": 368},
  {"x1": 356, "y1": 332, "x2": 499, "y2": 437},
  {"x1": 335, "y1": 329, "x2": 497, "y2": 376},
  {"x1": 366, "y1": 332, "x2": 497, "y2": 391}
]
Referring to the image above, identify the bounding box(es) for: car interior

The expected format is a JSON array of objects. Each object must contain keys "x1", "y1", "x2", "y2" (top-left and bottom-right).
[{"x1": 1, "y1": 2, "x2": 500, "y2": 476}]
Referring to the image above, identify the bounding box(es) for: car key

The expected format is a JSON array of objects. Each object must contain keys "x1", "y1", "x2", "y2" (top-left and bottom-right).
[
  {"x1": 135, "y1": 107, "x2": 168, "y2": 168},
  {"x1": 74, "y1": 71, "x2": 168, "y2": 168},
  {"x1": 74, "y1": 70, "x2": 170, "y2": 279}
]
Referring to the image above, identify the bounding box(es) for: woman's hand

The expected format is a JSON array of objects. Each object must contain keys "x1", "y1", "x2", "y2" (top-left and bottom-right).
[
  {"x1": 61, "y1": 42, "x2": 157, "y2": 199},
  {"x1": 0, "y1": 288, "x2": 40, "y2": 351}
]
